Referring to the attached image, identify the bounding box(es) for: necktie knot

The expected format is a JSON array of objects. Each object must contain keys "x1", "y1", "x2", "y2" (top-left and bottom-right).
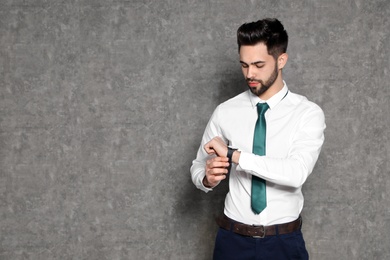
[{"x1": 257, "y1": 102, "x2": 269, "y2": 116}]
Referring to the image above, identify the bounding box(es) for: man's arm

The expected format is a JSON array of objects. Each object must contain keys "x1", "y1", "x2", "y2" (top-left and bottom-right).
[
  {"x1": 190, "y1": 106, "x2": 229, "y2": 192},
  {"x1": 240, "y1": 106, "x2": 325, "y2": 188},
  {"x1": 204, "y1": 106, "x2": 325, "y2": 188}
]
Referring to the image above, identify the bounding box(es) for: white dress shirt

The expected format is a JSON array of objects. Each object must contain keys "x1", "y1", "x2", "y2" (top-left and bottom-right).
[{"x1": 191, "y1": 82, "x2": 326, "y2": 226}]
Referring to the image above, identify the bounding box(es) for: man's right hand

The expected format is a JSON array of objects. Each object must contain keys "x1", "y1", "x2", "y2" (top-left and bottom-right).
[{"x1": 203, "y1": 156, "x2": 229, "y2": 188}]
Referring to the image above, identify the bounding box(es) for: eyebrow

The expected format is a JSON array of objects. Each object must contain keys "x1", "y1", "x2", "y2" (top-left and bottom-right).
[{"x1": 239, "y1": 60, "x2": 266, "y2": 65}]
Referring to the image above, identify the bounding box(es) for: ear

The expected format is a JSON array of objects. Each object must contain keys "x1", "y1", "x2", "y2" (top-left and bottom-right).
[{"x1": 277, "y1": 53, "x2": 288, "y2": 69}]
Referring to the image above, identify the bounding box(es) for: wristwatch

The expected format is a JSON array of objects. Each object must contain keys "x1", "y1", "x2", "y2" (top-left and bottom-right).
[{"x1": 227, "y1": 147, "x2": 237, "y2": 174}]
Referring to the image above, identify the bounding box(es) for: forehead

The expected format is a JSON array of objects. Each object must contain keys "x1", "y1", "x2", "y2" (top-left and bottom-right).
[{"x1": 239, "y1": 43, "x2": 273, "y2": 63}]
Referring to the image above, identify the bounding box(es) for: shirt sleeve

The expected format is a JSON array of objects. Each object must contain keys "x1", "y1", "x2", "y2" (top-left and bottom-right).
[
  {"x1": 190, "y1": 106, "x2": 224, "y2": 192},
  {"x1": 237, "y1": 105, "x2": 326, "y2": 188}
]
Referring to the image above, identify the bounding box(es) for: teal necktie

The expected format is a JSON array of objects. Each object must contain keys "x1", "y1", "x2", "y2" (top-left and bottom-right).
[{"x1": 251, "y1": 102, "x2": 269, "y2": 214}]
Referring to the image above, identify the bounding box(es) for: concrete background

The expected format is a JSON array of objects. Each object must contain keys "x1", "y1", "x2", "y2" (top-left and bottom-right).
[{"x1": 0, "y1": 0, "x2": 388, "y2": 259}]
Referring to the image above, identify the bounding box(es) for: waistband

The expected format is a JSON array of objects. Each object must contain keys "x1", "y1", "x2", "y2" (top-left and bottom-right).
[{"x1": 216, "y1": 214, "x2": 302, "y2": 238}]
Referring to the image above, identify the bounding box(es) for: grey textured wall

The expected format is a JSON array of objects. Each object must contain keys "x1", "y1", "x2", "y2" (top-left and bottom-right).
[{"x1": 0, "y1": 0, "x2": 389, "y2": 259}]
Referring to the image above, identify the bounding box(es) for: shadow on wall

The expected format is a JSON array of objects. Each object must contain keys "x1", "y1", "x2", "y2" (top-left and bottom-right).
[
  {"x1": 176, "y1": 64, "x2": 244, "y2": 220},
  {"x1": 172, "y1": 68, "x2": 245, "y2": 257}
]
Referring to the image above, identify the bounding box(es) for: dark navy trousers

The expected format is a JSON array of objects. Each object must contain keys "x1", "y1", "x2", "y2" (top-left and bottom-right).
[{"x1": 213, "y1": 227, "x2": 309, "y2": 260}]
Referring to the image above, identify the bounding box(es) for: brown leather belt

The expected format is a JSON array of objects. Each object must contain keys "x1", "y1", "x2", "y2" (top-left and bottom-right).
[{"x1": 216, "y1": 215, "x2": 302, "y2": 238}]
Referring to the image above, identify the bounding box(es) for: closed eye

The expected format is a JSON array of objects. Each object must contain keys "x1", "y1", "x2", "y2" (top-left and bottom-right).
[
  {"x1": 253, "y1": 61, "x2": 266, "y2": 68},
  {"x1": 240, "y1": 61, "x2": 249, "y2": 68},
  {"x1": 240, "y1": 60, "x2": 265, "y2": 69}
]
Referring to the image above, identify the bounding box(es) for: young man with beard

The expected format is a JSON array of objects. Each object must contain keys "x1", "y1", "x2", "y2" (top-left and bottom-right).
[{"x1": 191, "y1": 18, "x2": 325, "y2": 259}]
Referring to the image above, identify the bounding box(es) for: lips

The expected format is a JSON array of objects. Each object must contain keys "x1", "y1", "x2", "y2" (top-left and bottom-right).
[{"x1": 248, "y1": 82, "x2": 259, "y2": 87}]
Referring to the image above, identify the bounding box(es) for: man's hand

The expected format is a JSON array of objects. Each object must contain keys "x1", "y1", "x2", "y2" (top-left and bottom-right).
[
  {"x1": 203, "y1": 157, "x2": 229, "y2": 188},
  {"x1": 204, "y1": 136, "x2": 228, "y2": 157},
  {"x1": 202, "y1": 137, "x2": 230, "y2": 188}
]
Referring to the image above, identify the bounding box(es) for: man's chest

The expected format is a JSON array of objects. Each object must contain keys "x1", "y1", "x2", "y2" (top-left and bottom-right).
[{"x1": 220, "y1": 108, "x2": 298, "y2": 157}]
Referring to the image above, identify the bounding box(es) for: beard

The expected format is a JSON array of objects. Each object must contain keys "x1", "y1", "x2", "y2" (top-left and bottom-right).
[{"x1": 247, "y1": 63, "x2": 279, "y2": 96}]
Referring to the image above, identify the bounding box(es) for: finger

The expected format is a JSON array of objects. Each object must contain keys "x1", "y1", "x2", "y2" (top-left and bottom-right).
[
  {"x1": 206, "y1": 149, "x2": 216, "y2": 155},
  {"x1": 206, "y1": 158, "x2": 229, "y2": 169},
  {"x1": 204, "y1": 144, "x2": 216, "y2": 155},
  {"x1": 206, "y1": 157, "x2": 225, "y2": 166},
  {"x1": 210, "y1": 156, "x2": 229, "y2": 162},
  {"x1": 208, "y1": 174, "x2": 227, "y2": 183},
  {"x1": 207, "y1": 167, "x2": 228, "y2": 176},
  {"x1": 209, "y1": 161, "x2": 229, "y2": 169}
]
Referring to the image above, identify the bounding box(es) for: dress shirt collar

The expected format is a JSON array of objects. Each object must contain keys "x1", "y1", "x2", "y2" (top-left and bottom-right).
[{"x1": 249, "y1": 81, "x2": 289, "y2": 110}]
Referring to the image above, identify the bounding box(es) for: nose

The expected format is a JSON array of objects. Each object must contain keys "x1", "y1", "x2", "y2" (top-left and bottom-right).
[{"x1": 246, "y1": 65, "x2": 256, "y2": 80}]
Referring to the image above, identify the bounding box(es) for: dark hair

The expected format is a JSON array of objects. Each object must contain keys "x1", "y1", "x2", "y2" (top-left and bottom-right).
[{"x1": 237, "y1": 18, "x2": 288, "y2": 59}]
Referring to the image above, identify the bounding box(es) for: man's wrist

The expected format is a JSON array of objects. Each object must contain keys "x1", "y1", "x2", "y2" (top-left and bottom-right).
[
  {"x1": 202, "y1": 176, "x2": 213, "y2": 188},
  {"x1": 232, "y1": 150, "x2": 241, "y2": 164},
  {"x1": 227, "y1": 147, "x2": 238, "y2": 173}
]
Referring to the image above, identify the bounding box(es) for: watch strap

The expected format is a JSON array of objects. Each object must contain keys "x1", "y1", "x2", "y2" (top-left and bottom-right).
[{"x1": 227, "y1": 147, "x2": 237, "y2": 174}]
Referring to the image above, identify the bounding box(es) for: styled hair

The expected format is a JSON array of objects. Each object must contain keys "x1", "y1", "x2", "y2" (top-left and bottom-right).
[{"x1": 237, "y1": 18, "x2": 288, "y2": 59}]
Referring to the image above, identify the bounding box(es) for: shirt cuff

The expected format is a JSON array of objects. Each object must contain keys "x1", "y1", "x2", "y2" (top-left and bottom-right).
[
  {"x1": 198, "y1": 174, "x2": 215, "y2": 193},
  {"x1": 236, "y1": 151, "x2": 255, "y2": 172}
]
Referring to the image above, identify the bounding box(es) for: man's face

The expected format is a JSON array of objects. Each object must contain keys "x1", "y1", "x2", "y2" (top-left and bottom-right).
[{"x1": 239, "y1": 43, "x2": 279, "y2": 97}]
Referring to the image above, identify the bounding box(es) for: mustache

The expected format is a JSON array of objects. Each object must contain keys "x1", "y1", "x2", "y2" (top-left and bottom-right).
[{"x1": 246, "y1": 78, "x2": 262, "y2": 83}]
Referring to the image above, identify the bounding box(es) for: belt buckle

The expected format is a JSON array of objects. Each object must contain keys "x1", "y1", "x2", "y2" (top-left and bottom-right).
[{"x1": 251, "y1": 225, "x2": 265, "y2": 238}]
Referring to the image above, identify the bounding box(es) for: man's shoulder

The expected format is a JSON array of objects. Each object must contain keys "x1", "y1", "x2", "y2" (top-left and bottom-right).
[
  {"x1": 219, "y1": 90, "x2": 251, "y2": 108},
  {"x1": 287, "y1": 91, "x2": 323, "y2": 113}
]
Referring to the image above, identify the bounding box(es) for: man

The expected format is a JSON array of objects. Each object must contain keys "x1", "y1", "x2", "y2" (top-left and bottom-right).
[{"x1": 190, "y1": 18, "x2": 325, "y2": 259}]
